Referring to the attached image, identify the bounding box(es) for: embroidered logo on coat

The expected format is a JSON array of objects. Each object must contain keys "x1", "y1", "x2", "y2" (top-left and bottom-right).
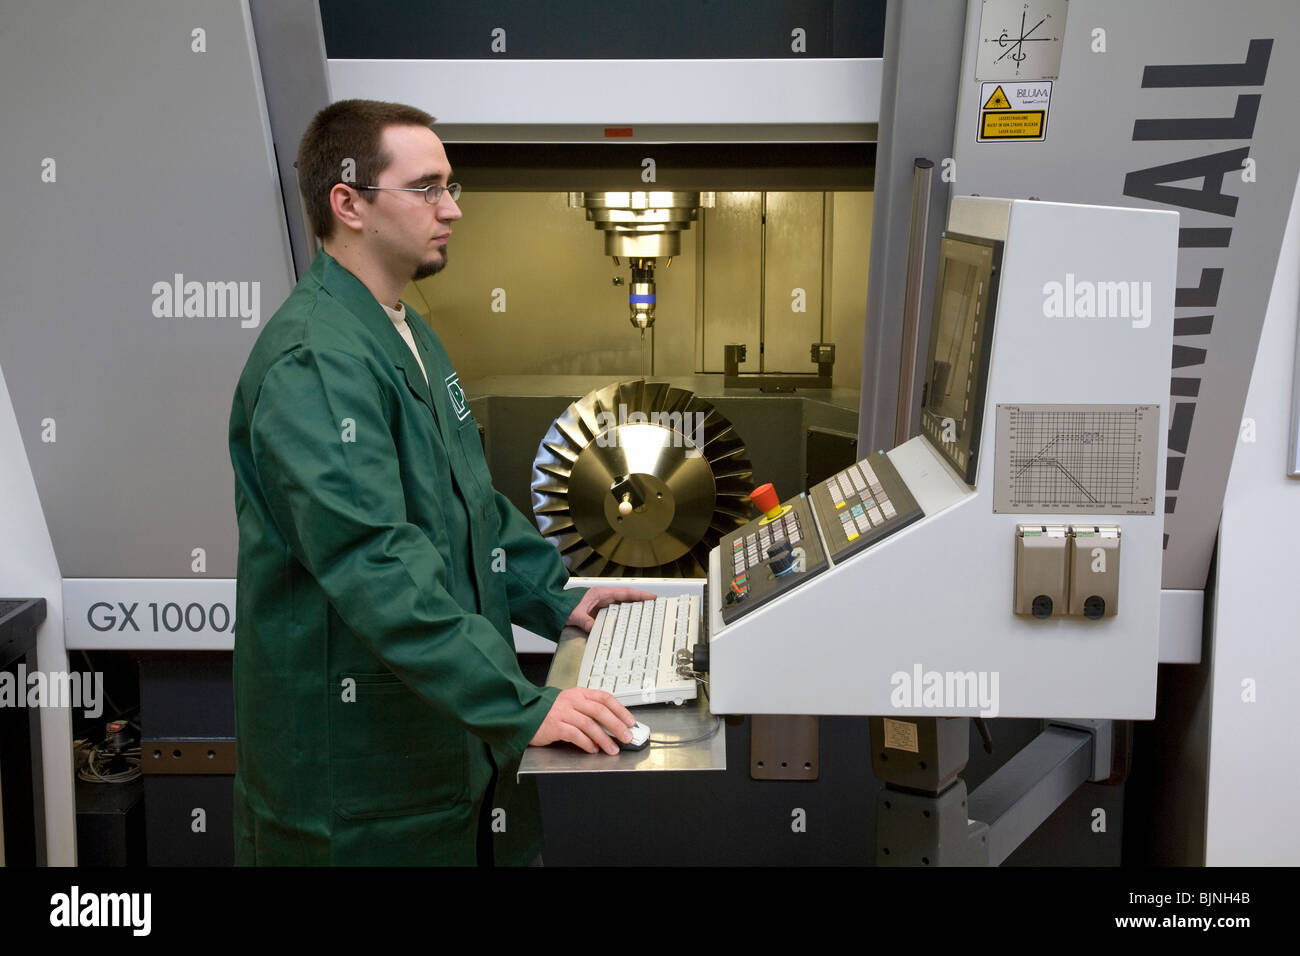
[{"x1": 445, "y1": 371, "x2": 470, "y2": 421}]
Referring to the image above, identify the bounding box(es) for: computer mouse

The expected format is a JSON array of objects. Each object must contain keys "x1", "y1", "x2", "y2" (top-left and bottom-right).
[{"x1": 606, "y1": 721, "x2": 651, "y2": 751}]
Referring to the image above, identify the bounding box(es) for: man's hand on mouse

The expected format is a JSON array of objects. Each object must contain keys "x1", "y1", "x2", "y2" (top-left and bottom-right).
[
  {"x1": 565, "y1": 586, "x2": 659, "y2": 632},
  {"x1": 530, "y1": 687, "x2": 637, "y2": 755},
  {"x1": 534, "y1": 587, "x2": 655, "y2": 754}
]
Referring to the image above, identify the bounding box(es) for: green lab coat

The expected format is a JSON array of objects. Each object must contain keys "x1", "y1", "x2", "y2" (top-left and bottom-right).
[{"x1": 228, "y1": 249, "x2": 580, "y2": 865}]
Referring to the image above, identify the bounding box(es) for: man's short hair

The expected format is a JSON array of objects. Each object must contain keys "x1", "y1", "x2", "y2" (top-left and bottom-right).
[{"x1": 297, "y1": 99, "x2": 437, "y2": 241}]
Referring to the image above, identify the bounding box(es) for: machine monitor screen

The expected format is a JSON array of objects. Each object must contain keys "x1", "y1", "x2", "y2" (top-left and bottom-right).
[{"x1": 920, "y1": 233, "x2": 1002, "y2": 485}]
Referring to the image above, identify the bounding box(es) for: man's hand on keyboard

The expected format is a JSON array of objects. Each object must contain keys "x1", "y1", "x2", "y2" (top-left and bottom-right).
[
  {"x1": 566, "y1": 586, "x2": 659, "y2": 632},
  {"x1": 529, "y1": 687, "x2": 637, "y2": 755}
]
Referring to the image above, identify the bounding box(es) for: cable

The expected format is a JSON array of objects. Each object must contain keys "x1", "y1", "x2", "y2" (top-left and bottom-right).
[
  {"x1": 73, "y1": 737, "x2": 142, "y2": 784},
  {"x1": 649, "y1": 716, "x2": 723, "y2": 747}
]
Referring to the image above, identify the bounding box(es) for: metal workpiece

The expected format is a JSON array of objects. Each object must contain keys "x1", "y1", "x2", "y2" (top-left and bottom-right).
[
  {"x1": 532, "y1": 380, "x2": 754, "y2": 577},
  {"x1": 966, "y1": 725, "x2": 1094, "y2": 868},
  {"x1": 567, "y1": 436, "x2": 715, "y2": 567},
  {"x1": 519, "y1": 624, "x2": 726, "y2": 776}
]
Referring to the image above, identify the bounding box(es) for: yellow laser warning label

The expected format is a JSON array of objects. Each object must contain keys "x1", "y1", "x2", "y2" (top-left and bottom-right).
[
  {"x1": 977, "y1": 81, "x2": 1052, "y2": 142},
  {"x1": 981, "y1": 110, "x2": 1046, "y2": 138},
  {"x1": 983, "y1": 85, "x2": 1011, "y2": 109}
]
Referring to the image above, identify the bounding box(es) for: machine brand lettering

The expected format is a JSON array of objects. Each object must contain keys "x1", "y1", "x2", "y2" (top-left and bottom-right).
[
  {"x1": 85, "y1": 600, "x2": 233, "y2": 634},
  {"x1": 150, "y1": 273, "x2": 261, "y2": 328},
  {"x1": 1122, "y1": 38, "x2": 1271, "y2": 547}
]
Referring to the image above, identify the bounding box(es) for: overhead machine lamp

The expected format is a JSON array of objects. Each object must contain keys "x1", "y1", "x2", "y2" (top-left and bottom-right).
[{"x1": 569, "y1": 191, "x2": 715, "y2": 331}]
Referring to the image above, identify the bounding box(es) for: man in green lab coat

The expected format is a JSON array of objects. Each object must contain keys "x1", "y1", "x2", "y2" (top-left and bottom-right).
[{"x1": 229, "y1": 100, "x2": 649, "y2": 865}]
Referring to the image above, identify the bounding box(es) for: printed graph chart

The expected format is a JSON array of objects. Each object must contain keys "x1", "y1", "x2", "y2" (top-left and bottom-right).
[{"x1": 993, "y1": 404, "x2": 1158, "y2": 514}]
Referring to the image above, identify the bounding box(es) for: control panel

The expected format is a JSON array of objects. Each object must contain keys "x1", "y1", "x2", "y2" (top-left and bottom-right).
[
  {"x1": 808, "y1": 453, "x2": 924, "y2": 563},
  {"x1": 719, "y1": 490, "x2": 828, "y2": 624},
  {"x1": 717, "y1": 454, "x2": 926, "y2": 626}
]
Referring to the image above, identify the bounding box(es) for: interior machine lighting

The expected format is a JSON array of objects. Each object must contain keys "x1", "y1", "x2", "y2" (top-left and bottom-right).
[{"x1": 569, "y1": 191, "x2": 715, "y2": 332}]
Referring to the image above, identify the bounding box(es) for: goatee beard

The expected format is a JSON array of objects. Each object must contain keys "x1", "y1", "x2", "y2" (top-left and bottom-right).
[{"x1": 413, "y1": 252, "x2": 446, "y2": 281}]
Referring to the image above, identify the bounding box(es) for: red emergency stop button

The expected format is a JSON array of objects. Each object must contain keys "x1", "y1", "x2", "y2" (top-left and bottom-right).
[{"x1": 751, "y1": 483, "x2": 782, "y2": 518}]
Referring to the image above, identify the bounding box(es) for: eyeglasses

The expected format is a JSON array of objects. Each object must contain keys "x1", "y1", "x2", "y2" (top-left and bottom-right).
[{"x1": 356, "y1": 182, "x2": 461, "y2": 204}]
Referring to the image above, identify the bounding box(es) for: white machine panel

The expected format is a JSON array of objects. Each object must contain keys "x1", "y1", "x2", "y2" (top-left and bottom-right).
[{"x1": 708, "y1": 198, "x2": 1178, "y2": 719}]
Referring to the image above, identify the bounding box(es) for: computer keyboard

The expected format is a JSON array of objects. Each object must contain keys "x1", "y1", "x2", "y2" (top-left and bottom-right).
[{"x1": 576, "y1": 595, "x2": 700, "y2": 706}]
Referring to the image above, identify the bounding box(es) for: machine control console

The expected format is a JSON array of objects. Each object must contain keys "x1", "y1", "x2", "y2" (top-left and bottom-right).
[
  {"x1": 719, "y1": 492, "x2": 828, "y2": 624},
  {"x1": 808, "y1": 453, "x2": 924, "y2": 563}
]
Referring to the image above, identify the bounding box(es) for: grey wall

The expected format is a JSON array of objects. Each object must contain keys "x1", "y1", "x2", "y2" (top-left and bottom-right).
[{"x1": 0, "y1": 0, "x2": 295, "y2": 579}]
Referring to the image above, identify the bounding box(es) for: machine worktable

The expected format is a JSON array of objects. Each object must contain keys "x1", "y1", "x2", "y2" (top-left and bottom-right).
[{"x1": 519, "y1": 624, "x2": 727, "y2": 776}]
